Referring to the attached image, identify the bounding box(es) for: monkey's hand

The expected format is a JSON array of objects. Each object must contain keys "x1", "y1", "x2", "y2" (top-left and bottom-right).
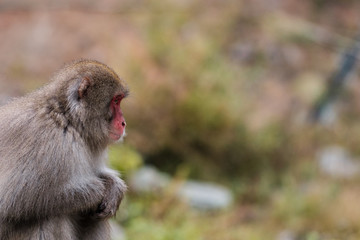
[{"x1": 93, "y1": 170, "x2": 127, "y2": 219}]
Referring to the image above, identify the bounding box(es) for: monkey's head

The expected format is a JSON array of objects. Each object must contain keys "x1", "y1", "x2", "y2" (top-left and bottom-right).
[{"x1": 53, "y1": 59, "x2": 129, "y2": 149}]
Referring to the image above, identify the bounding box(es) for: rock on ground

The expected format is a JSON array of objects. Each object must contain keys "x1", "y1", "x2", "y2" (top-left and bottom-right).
[
  {"x1": 129, "y1": 166, "x2": 234, "y2": 210},
  {"x1": 317, "y1": 145, "x2": 360, "y2": 179}
]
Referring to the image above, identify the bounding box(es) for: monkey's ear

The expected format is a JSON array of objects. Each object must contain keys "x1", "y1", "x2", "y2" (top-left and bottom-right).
[{"x1": 78, "y1": 77, "x2": 92, "y2": 99}]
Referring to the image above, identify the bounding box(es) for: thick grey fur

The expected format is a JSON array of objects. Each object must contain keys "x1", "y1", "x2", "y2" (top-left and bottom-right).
[{"x1": 0, "y1": 59, "x2": 129, "y2": 239}]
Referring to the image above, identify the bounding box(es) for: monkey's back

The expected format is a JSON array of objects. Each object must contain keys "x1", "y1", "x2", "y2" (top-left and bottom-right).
[{"x1": 0, "y1": 95, "x2": 95, "y2": 239}]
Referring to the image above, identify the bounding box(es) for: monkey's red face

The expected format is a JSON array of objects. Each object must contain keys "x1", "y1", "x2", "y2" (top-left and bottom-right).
[{"x1": 109, "y1": 95, "x2": 126, "y2": 142}]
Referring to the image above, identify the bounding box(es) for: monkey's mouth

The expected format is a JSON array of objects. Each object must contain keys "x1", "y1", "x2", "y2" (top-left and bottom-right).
[{"x1": 109, "y1": 131, "x2": 125, "y2": 142}]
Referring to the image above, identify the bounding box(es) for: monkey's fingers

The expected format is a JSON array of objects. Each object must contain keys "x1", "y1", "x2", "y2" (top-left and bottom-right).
[{"x1": 93, "y1": 203, "x2": 115, "y2": 219}]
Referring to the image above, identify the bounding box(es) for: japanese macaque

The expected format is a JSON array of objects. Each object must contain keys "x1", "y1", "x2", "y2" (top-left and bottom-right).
[{"x1": 0, "y1": 59, "x2": 129, "y2": 239}]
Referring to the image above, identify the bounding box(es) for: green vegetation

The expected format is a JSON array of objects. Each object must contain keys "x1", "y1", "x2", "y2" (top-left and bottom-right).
[{"x1": 109, "y1": 1, "x2": 360, "y2": 239}]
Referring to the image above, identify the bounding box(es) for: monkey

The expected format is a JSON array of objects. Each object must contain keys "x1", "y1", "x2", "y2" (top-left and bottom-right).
[{"x1": 0, "y1": 59, "x2": 129, "y2": 239}]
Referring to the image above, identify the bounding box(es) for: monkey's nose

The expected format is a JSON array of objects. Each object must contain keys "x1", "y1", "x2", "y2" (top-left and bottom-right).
[{"x1": 122, "y1": 121, "x2": 126, "y2": 127}]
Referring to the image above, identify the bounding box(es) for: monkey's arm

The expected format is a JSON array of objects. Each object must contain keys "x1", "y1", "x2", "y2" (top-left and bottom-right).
[
  {"x1": 0, "y1": 170, "x2": 105, "y2": 223},
  {"x1": 91, "y1": 168, "x2": 127, "y2": 219}
]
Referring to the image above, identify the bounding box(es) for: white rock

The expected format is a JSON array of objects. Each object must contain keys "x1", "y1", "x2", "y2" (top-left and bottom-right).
[
  {"x1": 129, "y1": 166, "x2": 170, "y2": 193},
  {"x1": 129, "y1": 166, "x2": 234, "y2": 210},
  {"x1": 177, "y1": 180, "x2": 233, "y2": 210},
  {"x1": 317, "y1": 146, "x2": 360, "y2": 179}
]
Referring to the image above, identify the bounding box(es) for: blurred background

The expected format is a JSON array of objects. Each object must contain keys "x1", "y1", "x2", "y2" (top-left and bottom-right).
[{"x1": 1, "y1": 0, "x2": 360, "y2": 239}]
